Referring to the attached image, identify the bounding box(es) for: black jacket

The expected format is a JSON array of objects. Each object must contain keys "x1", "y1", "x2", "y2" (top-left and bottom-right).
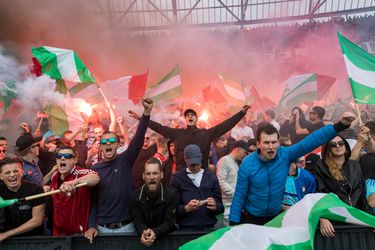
[
  {"x1": 130, "y1": 184, "x2": 176, "y2": 238},
  {"x1": 170, "y1": 169, "x2": 224, "y2": 228},
  {"x1": 148, "y1": 110, "x2": 246, "y2": 170},
  {"x1": 314, "y1": 137, "x2": 366, "y2": 209}
]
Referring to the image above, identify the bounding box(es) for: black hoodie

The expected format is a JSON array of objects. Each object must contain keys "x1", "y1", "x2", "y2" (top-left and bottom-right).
[{"x1": 314, "y1": 136, "x2": 366, "y2": 209}]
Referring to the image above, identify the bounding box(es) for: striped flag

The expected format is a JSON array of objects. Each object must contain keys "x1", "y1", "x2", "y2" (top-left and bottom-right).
[
  {"x1": 146, "y1": 66, "x2": 182, "y2": 103},
  {"x1": 179, "y1": 193, "x2": 375, "y2": 250},
  {"x1": 0, "y1": 81, "x2": 17, "y2": 111},
  {"x1": 73, "y1": 71, "x2": 148, "y2": 105},
  {"x1": 338, "y1": 33, "x2": 375, "y2": 104},
  {"x1": 218, "y1": 74, "x2": 247, "y2": 106},
  {"x1": 32, "y1": 46, "x2": 96, "y2": 95},
  {"x1": 278, "y1": 73, "x2": 317, "y2": 108}
]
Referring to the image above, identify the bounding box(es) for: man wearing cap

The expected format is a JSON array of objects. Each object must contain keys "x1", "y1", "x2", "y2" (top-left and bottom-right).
[
  {"x1": 229, "y1": 113, "x2": 356, "y2": 225},
  {"x1": 15, "y1": 134, "x2": 43, "y2": 186},
  {"x1": 171, "y1": 144, "x2": 224, "y2": 231},
  {"x1": 148, "y1": 105, "x2": 250, "y2": 171},
  {"x1": 216, "y1": 140, "x2": 249, "y2": 225}
]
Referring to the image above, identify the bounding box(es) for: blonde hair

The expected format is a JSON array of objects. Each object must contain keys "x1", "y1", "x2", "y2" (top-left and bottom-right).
[{"x1": 324, "y1": 152, "x2": 344, "y2": 182}]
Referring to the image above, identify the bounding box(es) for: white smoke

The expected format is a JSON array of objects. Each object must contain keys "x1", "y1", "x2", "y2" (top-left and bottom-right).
[{"x1": 16, "y1": 75, "x2": 65, "y2": 108}]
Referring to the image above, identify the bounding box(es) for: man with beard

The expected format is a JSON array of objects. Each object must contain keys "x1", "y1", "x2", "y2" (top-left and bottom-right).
[
  {"x1": 230, "y1": 112, "x2": 356, "y2": 226},
  {"x1": 130, "y1": 157, "x2": 176, "y2": 247},
  {"x1": 84, "y1": 97, "x2": 153, "y2": 242},
  {"x1": 0, "y1": 157, "x2": 45, "y2": 241}
]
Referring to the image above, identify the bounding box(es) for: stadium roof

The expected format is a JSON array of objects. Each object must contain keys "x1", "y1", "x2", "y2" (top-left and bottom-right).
[{"x1": 91, "y1": 0, "x2": 375, "y2": 31}]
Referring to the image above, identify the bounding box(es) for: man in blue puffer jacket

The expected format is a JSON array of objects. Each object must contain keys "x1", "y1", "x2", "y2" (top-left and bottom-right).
[{"x1": 229, "y1": 112, "x2": 355, "y2": 225}]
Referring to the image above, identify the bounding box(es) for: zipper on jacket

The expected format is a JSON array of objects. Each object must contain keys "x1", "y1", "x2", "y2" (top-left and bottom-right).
[{"x1": 266, "y1": 165, "x2": 271, "y2": 216}]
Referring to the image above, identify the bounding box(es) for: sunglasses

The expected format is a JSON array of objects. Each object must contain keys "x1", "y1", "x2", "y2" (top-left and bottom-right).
[
  {"x1": 56, "y1": 152, "x2": 75, "y2": 159},
  {"x1": 100, "y1": 137, "x2": 117, "y2": 145},
  {"x1": 329, "y1": 140, "x2": 345, "y2": 148}
]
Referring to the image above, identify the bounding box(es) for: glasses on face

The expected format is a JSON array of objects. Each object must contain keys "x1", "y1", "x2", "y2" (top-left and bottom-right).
[
  {"x1": 100, "y1": 137, "x2": 117, "y2": 145},
  {"x1": 329, "y1": 140, "x2": 345, "y2": 148},
  {"x1": 56, "y1": 152, "x2": 75, "y2": 159}
]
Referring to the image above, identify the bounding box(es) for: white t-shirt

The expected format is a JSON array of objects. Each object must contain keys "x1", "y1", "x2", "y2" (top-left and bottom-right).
[{"x1": 231, "y1": 125, "x2": 254, "y2": 141}]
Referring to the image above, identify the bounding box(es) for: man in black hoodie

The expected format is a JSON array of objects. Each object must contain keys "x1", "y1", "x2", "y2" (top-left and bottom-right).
[{"x1": 148, "y1": 105, "x2": 250, "y2": 170}]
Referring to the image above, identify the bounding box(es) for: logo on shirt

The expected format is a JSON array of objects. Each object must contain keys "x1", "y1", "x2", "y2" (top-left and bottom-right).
[
  {"x1": 18, "y1": 204, "x2": 31, "y2": 211},
  {"x1": 27, "y1": 170, "x2": 33, "y2": 175},
  {"x1": 302, "y1": 186, "x2": 306, "y2": 193}
]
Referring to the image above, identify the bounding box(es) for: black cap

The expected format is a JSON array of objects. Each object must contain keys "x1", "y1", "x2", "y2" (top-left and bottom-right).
[
  {"x1": 15, "y1": 134, "x2": 42, "y2": 152},
  {"x1": 184, "y1": 109, "x2": 197, "y2": 117},
  {"x1": 231, "y1": 140, "x2": 251, "y2": 152}
]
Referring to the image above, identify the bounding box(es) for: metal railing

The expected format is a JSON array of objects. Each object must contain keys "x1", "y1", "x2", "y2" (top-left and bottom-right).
[{"x1": 1, "y1": 225, "x2": 375, "y2": 250}]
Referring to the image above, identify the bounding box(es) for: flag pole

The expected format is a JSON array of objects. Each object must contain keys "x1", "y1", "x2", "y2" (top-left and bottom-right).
[{"x1": 355, "y1": 103, "x2": 363, "y2": 126}]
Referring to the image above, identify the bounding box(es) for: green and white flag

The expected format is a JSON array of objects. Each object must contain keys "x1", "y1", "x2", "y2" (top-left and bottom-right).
[
  {"x1": 179, "y1": 193, "x2": 375, "y2": 250},
  {"x1": 32, "y1": 46, "x2": 96, "y2": 95},
  {"x1": 218, "y1": 74, "x2": 249, "y2": 106},
  {"x1": 146, "y1": 66, "x2": 182, "y2": 103},
  {"x1": 278, "y1": 73, "x2": 317, "y2": 108},
  {"x1": 338, "y1": 33, "x2": 375, "y2": 104}
]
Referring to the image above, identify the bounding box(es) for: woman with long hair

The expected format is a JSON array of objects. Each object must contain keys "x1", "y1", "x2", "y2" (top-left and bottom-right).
[{"x1": 314, "y1": 135, "x2": 366, "y2": 237}]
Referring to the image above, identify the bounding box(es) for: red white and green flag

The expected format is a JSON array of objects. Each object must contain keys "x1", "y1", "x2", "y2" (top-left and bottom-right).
[
  {"x1": 32, "y1": 46, "x2": 96, "y2": 96},
  {"x1": 180, "y1": 193, "x2": 375, "y2": 250},
  {"x1": 146, "y1": 66, "x2": 182, "y2": 103},
  {"x1": 73, "y1": 71, "x2": 148, "y2": 105},
  {"x1": 338, "y1": 32, "x2": 375, "y2": 104}
]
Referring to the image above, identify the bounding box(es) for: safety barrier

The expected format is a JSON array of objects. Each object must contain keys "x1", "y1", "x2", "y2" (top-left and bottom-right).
[{"x1": 1, "y1": 225, "x2": 374, "y2": 250}]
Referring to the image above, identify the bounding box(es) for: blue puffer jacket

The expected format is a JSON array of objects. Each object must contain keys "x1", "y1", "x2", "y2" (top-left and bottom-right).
[{"x1": 229, "y1": 124, "x2": 337, "y2": 222}]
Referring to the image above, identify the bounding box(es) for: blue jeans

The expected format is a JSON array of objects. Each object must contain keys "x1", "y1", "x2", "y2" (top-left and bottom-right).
[{"x1": 98, "y1": 222, "x2": 135, "y2": 234}]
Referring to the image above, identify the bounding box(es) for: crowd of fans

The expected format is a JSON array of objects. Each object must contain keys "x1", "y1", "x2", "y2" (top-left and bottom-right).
[{"x1": 0, "y1": 94, "x2": 375, "y2": 246}]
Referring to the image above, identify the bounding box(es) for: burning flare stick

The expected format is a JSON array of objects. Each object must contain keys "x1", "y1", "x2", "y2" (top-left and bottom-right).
[
  {"x1": 0, "y1": 182, "x2": 87, "y2": 208},
  {"x1": 36, "y1": 112, "x2": 49, "y2": 131},
  {"x1": 79, "y1": 102, "x2": 92, "y2": 140}
]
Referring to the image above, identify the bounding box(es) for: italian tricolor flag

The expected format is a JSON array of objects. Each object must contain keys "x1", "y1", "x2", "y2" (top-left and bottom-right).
[
  {"x1": 32, "y1": 46, "x2": 96, "y2": 95},
  {"x1": 32, "y1": 46, "x2": 96, "y2": 134},
  {"x1": 338, "y1": 33, "x2": 375, "y2": 104},
  {"x1": 179, "y1": 193, "x2": 375, "y2": 250}
]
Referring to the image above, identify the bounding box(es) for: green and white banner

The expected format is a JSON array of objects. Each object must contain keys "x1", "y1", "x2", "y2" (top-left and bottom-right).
[
  {"x1": 179, "y1": 193, "x2": 375, "y2": 250},
  {"x1": 278, "y1": 73, "x2": 317, "y2": 108},
  {"x1": 146, "y1": 65, "x2": 182, "y2": 103},
  {"x1": 338, "y1": 33, "x2": 375, "y2": 104}
]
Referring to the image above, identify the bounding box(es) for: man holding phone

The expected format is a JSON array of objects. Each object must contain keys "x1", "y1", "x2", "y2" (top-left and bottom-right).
[{"x1": 171, "y1": 144, "x2": 224, "y2": 231}]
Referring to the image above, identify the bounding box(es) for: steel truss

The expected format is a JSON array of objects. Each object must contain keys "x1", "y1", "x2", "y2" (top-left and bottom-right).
[{"x1": 91, "y1": 0, "x2": 375, "y2": 31}]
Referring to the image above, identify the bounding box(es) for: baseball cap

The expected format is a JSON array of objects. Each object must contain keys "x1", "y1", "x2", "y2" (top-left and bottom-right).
[
  {"x1": 45, "y1": 135, "x2": 61, "y2": 144},
  {"x1": 184, "y1": 144, "x2": 202, "y2": 166},
  {"x1": 15, "y1": 134, "x2": 42, "y2": 152},
  {"x1": 232, "y1": 140, "x2": 251, "y2": 152},
  {"x1": 184, "y1": 109, "x2": 197, "y2": 117}
]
